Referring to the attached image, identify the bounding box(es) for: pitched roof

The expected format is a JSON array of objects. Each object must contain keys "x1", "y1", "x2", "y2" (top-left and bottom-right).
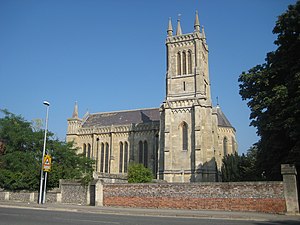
[
  {"x1": 82, "y1": 108, "x2": 160, "y2": 128},
  {"x1": 214, "y1": 106, "x2": 234, "y2": 129}
]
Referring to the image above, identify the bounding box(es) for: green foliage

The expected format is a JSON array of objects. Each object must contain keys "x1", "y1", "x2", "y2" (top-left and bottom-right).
[
  {"x1": 46, "y1": 141, "x2": 94, "y2": 188},
  {"x1": 239, "y1": 145, "x2": 262, "y2": 181},
  {"x1": 0, "y1": 151, "x2": 40, "y2": 190},
  {"x1": 0, "y1": 109, "x2": 94, "y2": 191},
  {"x1": 238, "y1": 2, "x2": 300, "y2": 180},
  {"x1": 127, "y1": 163, "x2": 153, "y2": 183},
  {"x1": 221, "y1": 152, "x2": 241, "y2": 182},
  {"x1": 221, "y1": 145, "x2": 264, "y2": 182}
]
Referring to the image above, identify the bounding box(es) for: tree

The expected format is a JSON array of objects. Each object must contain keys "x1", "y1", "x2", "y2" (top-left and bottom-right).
[
  {"x1": 238, "y1": 1, "x2": 300, "y2": 180},
  {"x1": 221, "y1": 145, "x2": 267, "y2": 182},
  {"x1": 127, "y1": 163, "x2": 153, "y2": 183},
  {"x1": 45, "y1": 140, "x2": 94, "y2": 188},
  {"x1": 221, "y1": 152, "x2": 241, "y2": 182},
  {"x1": 0, "y1": 109, "x2": 94, "y2": 191},
  {"x1": 239, "y1": 144, "x2": 263, "y2": 181}
]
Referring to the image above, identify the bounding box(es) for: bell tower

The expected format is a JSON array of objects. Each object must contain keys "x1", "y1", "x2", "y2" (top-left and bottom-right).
[
  {"x1": 165, "y1": 12, "x2": 211, "y2": 104},
  {"x1": 159, "y1": 11, "x2": 218, "y2": 182}
]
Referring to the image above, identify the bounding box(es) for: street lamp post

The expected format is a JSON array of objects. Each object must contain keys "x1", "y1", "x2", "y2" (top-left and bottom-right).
[{"x1": 38, "y1": 101, "x2": 50, "y2": 204}]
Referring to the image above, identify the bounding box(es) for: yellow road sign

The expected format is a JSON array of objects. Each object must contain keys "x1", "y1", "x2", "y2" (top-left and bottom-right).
[{"x1": 43, "y1": 155, "x2": 52, "y2": 172}]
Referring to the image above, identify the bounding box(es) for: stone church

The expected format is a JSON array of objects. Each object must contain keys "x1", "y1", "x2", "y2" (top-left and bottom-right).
[{"x1": 66, "y1": 12, "x2": 237, "y2": 182}]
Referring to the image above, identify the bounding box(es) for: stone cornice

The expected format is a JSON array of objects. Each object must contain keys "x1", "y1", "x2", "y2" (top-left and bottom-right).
[
  {"x1": 75, "y1": 122, "x2": 160, "y2": 136},
  {"x1": 166, "y1": 32, "x2": 203, "y2": 44}
]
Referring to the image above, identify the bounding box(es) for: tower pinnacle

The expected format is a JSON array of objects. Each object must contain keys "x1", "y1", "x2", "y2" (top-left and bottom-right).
[
  {"x1": 72, "y1": 101, "x2": 79, "y2": 118},
  {"x1": 176, "y1": 14, "x2": 182, "y2": 36},
  {"x1": 202, "y1": 25, "x2": 206, "y2": 40},
  {"x1": 167, "y1": 17, "x2": 173, "y2": 37},
  {"x1": 194, "y1": 10, "x2": 200, "y2": 32}
]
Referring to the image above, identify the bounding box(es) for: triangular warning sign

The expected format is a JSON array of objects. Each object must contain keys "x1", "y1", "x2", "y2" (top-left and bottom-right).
[{"x1": 43, "y1": 155, "x2": 52, "y2": 172}]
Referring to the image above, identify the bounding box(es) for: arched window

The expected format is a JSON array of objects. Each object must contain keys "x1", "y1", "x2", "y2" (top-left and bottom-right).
[
  {"x1": 177, "y1": 52, "x2": 181, "y2": 75},
  {"x1": 144, "y1": 141, "x2": 148, "y2": 168},
  {"x1": 124, "y1": 142, "x2": 129, "y2": 172},
  {"x1": 232, "y1": 137, "x2": 236, "y2": 153},
  {"x1": 188, "y1": 51, "x2": 192, "y2": 74},
  {"x1": 96, "y1": 138, "x2": 99, "y2": 172},
  {"x1": 105, "y1": 143, "x2": 109, "y2": 173},
  {"x1": 139, "y1": 141, "x2": 143, "y2": 164},
  {"x1": 181, "y1": 122, "x2": 188, "y2": 151},
  {"x1": 182, "y1": 51, "x2": 187, "y2": 74},
  {"x1": 119, "y1": 142, "x2": 123, "y2": 173},
  {"x1": 100, "y1": 143, "x2": 104, "y2": 172},
  {"x1": 87, "y1": 144, "x2": 91, "y2": 158},
  {"x1": 223, "y1": 137, "x2": 228, "y2": 156},
  {"x1": 83, "y1": 144, "x2": 87, "y2": 157},
  {"x1": 138, "y1": 140, "x2": 148, "y2": 168}
]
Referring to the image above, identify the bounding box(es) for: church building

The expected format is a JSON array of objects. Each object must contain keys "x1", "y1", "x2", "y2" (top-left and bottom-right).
[{"x1": 66, "y1": 12, "x2": 237, "y2": 182}]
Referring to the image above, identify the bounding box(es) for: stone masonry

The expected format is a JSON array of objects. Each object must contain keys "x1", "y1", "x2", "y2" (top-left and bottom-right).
[{"x1": 66, "y1": 11, "x2": 237, "y2": 182}]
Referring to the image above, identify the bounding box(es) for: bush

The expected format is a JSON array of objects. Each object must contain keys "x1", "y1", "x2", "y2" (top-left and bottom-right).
[{"x1": 127, "y1": 163, "x2": 153, "y2": 183}]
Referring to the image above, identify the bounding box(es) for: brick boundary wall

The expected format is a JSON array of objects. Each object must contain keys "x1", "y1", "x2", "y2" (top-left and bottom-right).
[
  {"x1": 0, "y1": 165, "x2": 298, "y2": 214},
  {"x1": 103, "y1": 182, "x2": 286, "y2": 213}
]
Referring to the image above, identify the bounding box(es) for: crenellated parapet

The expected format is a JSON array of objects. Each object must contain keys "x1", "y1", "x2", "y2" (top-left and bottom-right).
[
  {"x1": 166, "y1": 33, "x2": 204, "y2": 44},
  {"x1": 76, "y1": 122, "x2": 159, "y2": 136}
]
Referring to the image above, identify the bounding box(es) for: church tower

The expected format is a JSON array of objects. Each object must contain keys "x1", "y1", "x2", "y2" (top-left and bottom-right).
[
  {"x1": 66, "y1": 102, "x2": 82, "y2": 146},
  {"x1": 159, "y1": 12, "x2": 219, "y2": 182}
]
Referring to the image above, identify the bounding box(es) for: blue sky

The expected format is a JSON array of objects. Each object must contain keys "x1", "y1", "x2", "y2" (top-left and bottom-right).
[{"x1": 0, "y1": 0, "x2": 296, "y2": 154}]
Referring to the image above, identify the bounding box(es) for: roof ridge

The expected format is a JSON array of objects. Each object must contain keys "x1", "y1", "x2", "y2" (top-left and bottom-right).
[{"x1": 89, "y1": 107, "x2": 159, "y2": 115}]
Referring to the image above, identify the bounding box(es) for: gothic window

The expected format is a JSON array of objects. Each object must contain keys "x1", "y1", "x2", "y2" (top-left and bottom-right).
[
  {"x1": 188, "y1": 51, "x2": 192, "y2": 74},
  {"x1": 223, "y1": 137, "x2": 228, "y2": 156},
  {"x1": 183, "y1": 81, "x2": 186, "y2": 91},
  {"x1": 177, "y1": 52, "x2": 181, "y2": 75},
  {"x1": 119, "y1": 142, "x2": 123, "y2": 173},
  {"x1": 153, "y1": 134, "x2": 159, "y2": 175},
  {"x1": 105, "y1": 143, "x2": 109, "y2": 173},
  {"x1": 138, "y1": 140, "x2": 148, "y2": 168},
  {"x1": 139, "y1": 141, "x2": 143, "y2": 164},
  {"x1": 144, "y1": 141, "x2": 148, "y2": 168},
  {"x1": 83, "y1": 144, "x2": 86, "y2": 157},
  {"x1": 232, "y1": 137, "x2": 236, "y2": 153},
  {"x1": 96, "y1": 138, "x2": 99, "y2": 172},
  {"x1": 124, "y1": 142, "x2": 129, "y2": 172},
  {"x1": 182, "y1": 51, "x2": 187, "y2": 75},
  {"x1": 181, "y1": 122, "x2": 188, "y2": 151},
  {"x1": 87, "y1": 144, "x2": 91, "y2": 158},
  {"x1": 100, "y1": 143, "x2": 104, "y2": 173}
]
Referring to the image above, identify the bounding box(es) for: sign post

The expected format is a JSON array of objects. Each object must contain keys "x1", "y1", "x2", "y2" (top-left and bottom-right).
[
  {"x1": 42, "y1": 155, "x2": 51, "y2": 203},
  {"x1": 38, "y1": 101, "x2": 50, "y2": 204}
]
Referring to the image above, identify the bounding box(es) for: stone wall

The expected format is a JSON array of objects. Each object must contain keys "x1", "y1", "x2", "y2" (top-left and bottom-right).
[
  {"x1": 0, "y1": 165, "x2": 298, "y2": 215},
  {"x1": 9, "y1": 192, "x2": 34, "y2": 202},
  {"x1": 96, "y1": 173, "x2": 127, "y2": 184},
  {"x1": 0, "y1": 180, "x2": 88, "y2": 205},
  {"x1": 281, "y1": 164, "x2": 299, "y2": 214},
  {"x1": 103, "y1": 182, "x2": 286, "y2": 213},
  {"x1": 60, "y1": 180, "x2": 88, "y2": 205}
]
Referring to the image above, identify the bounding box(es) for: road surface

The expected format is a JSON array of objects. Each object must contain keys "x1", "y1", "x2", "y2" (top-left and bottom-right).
[{"x1": 0, "y1": 206, "x2": 299, "y2": 225}]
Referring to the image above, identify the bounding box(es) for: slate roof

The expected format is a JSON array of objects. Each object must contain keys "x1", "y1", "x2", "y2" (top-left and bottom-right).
[
  {"x1": 214, "y1": 106, "x2": 234, "y2": 128},
  {"x1": 82, "y1": 108, "x2": 160, "y2": 128},
  {"x1": 81, "y1": 106, "x2": 234, "y2": 130}
]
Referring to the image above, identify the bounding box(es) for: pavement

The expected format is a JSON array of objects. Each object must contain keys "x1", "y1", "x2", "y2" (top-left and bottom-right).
[{"x1": 0, "y1": 201, "x2": 299, "y2": 222}]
